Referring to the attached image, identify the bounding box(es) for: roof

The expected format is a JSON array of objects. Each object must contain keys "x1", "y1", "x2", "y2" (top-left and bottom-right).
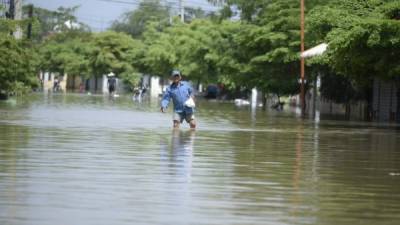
[{"x1": 300, "y1": 43, "x2": 328, "y2": 58}]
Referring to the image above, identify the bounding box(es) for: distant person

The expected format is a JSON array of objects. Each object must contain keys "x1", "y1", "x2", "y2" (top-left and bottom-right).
[
  {"x1": 79, "y1": 83, "x2": 85, "y2": 93},
  {"x1": 39, "y1": 77, "x2": 44, "y2": 91},
  {"x1": 161, "y1": 70, "x2": 196, "y2": 129},
  {"x1": 141, "y1": 85, "x2": 147, "y2": 97},
  {"x1": 107, "y1": 72, "x2": 117, "y2": 96},
  {"x1": 205, "y1": 84, "x2": 218, "y2": 99},
  {"x1": 53, "y1": 77, "x2": 60, "y2": 92},
  {"x1": 133, "y1": 87, "x2": 142, "y2": 102},
  {"x1": 133, "y1": 85, "x2": 147, "y2": 102}
]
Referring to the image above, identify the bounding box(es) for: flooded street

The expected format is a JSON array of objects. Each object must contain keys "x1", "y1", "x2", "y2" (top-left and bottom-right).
[{"x1": 1, "y1": 93, "x2": 400, "y2": 225}]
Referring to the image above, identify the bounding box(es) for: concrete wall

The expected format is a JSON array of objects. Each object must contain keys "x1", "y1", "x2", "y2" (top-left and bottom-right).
[
  {"x1": 150, "y1": 76, "x2": 163, "y2": 98},
  {"x1": 319, "y1": 99, "x2": 366, "y2": 120},
  {"x1": 373, "y1": 79, "x2": 398, "y2": 122},
  {"x1": 317, "y1": 79, "x2": 399, "y2": 122},
  {"x1": 66, "y1": 75, "x2": 85, "y2": 92}
]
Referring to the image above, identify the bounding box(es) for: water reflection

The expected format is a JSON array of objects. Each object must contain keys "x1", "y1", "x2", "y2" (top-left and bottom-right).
[
  {"x1": 290, "y1": 124, "x2": 304, "y2": 221},
  {"x1": 157, "y1": 130, "x2": 195, "y2": 223},
  {"x1": 293, "y1": 124, "x2": 304, "y2": 190},
  {"x1": 161, "y1": 130, "x2": 195, "y2": 181},
  {"x1": 0, "y1": 124, "x2": 32, "y2": 224}
]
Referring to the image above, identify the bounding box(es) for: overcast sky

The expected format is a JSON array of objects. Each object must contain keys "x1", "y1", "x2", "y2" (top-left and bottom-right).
[{"x1": 23, "y1": 0, "x2": 219, "y2": 32}]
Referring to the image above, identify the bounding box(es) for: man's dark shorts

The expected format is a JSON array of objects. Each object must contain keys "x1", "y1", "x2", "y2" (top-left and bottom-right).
[{"x1": 173, "y1": 111, "x2": 195, "y2": 123}]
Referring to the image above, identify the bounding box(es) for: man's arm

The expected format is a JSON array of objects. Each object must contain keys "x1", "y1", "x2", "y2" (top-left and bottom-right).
[{"x1": 160, "y1": 89, "x2": 171, "y2": 113}]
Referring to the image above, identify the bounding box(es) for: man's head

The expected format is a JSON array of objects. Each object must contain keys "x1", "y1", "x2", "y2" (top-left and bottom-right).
[{"x1": 171, "y1": 70, "x2": 181, "y2": 83}]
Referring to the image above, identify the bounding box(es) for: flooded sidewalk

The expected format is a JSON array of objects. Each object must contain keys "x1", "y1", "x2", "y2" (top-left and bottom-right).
[{"x1": 1, "y1": 93, "x2": 400, "y2": 225}]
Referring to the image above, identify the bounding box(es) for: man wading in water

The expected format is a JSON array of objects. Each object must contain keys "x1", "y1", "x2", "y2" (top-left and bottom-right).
[
  {"x1": 107, "y1": 72, "x2": 117, "y2": 96},
  {"x1": 160, "y1": 70, "x2": 197, "y2": 129}
]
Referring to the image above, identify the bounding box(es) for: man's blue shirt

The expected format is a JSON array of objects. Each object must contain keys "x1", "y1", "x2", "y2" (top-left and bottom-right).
[{"x1": 161, "y1": 81, "x2": 193, "y2": 113}]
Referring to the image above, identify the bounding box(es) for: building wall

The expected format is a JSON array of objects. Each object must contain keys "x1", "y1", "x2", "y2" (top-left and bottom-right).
[
  {"x1": 40, "y1": 72, "x2": 67, "y2": 92},
  {"x1": 66, "y1": 75, "x2": 84, "y2": 91},
  {"x1": 373, "y1": 79, "x2": 398, "y2": 122},
  {"x1": 82, "y1": 75, "x2": 128, "y2": 94},
  {"x1": 86, "y1": 77, "x2": 104, "y2": 93},
  {"x1": 150, "y1": 76, "x2": 163, "y2": 98}
]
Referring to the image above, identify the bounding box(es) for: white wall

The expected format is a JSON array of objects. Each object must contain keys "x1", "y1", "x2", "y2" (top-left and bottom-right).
[{"x1": 150, "y1": 76, "x2": 163, "y2": 98}]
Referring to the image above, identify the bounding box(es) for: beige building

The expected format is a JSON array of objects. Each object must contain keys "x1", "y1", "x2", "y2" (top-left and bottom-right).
[{"x1": 40, "y1": 72, "x2": 67, "y2": 92}]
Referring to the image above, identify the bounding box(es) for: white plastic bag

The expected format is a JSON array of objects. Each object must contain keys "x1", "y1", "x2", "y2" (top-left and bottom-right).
[{"x1": 184, "y1": 97, "x2": 195, "y2": 108}]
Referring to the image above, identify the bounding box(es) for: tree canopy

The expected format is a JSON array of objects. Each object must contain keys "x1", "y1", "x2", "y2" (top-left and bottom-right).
[
  {"x1": 2, "y1": 0, "x2": 399, "y2": 105},
  {"x1": 110, "y1": 0, "x2": 170, "y2": 38},
  {"x1": 0, "y1": 36, "x2": 39, "y2": 96},
  {"x1": 307, "y1": 0, "x2": 400, "y2": 103}
]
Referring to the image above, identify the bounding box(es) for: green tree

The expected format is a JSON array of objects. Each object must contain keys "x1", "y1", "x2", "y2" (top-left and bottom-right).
[
  {"x1": 0, "y1": 36, "x2": 39, "y2": 97},
  {"x1": 203, "y1": 0, "x2": 333, "y2": 103},
  {"x1": 140, "y1": 20, "x2": 177, "y2": 77},
  {"x1": 39, "y1": 30, "x2": 144, "y2": 91},
  {"x1": 308, "y1": 0, "x2": 400, "y2": 80},
  {"x1": 184, "y1": 7, "x2": 208, "y2": 21},
  {"x1": 168, "y1": 20, "x2": 218, "y2": 83},
  {"x1": 111, "y1": 0, "x2": 170, "y2": 38},
  {"x1": 227, "y1": 0, "x2": 301, "y2": 104},
  {"x1": 88, "y1": 31, "x2": 144, "y2": 90},
  {"x1": 140, "y1": 19, "x2": 242, "y2": 91},
  {"x1": 22, "y1": 5, "x2": 89, "y2": 42},
  {"x1": 305, "y1": 0, "x2": 400, "y2": 119},
  {"x1": 198, "y1": 20, "x2": 243, "y2": 89},
  {"x1": 207, "y1": 0, "x2": 332, "y2": 21},
  {"x1": 0, "y1": 7, "x2": 39, "y2": 97},
  {"x1": 39, "y1": 31, "x2": 92, "y2": 78}
]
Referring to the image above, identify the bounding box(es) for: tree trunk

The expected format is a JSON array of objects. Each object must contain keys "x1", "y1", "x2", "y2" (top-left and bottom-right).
[
  {"x1": 94, "y1": 76, "x2": 98, "y2": 92},
  {"x1": 364, "y1": 86, "x2": 373, "y2": 121},
  {"x1": 345, "y1": 102, "x2": 351, "y2": 120},
  {"x1": 72, "y1": 75, "x2": 75, "y2": 91},
  {"x1": 397, "y1": 88, "x2": 400, "y2": 123},
  {"x1": 262, "y1": 92, "x2": 267, "y2": 110}
]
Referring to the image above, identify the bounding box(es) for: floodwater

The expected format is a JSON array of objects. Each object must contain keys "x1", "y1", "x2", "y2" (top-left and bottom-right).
[{"x1": 1, "y1": 93, "x2": 400, "y2": 225}]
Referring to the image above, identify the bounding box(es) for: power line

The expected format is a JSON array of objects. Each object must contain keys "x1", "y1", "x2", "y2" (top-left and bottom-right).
[
  {"x1": 78, "y1": 15, "x2": 108, "y2": 23},
  {"x1": 96, "y1": 0, "x2": 219, "y2": 13},
  {"x1": 174, "y1": 0, "x2": 220, "y2": 9}
]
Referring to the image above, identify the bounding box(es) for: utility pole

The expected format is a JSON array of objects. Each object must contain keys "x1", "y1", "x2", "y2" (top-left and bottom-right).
[
  {"x1": 300, "y1": 0, "x2": 306, "y2": 116},
  {"x1": 9, "y1": 0, "x2": 15, "y2": 19},
  {"x1": 27, "y1": 4, "x2": 33, "y2": 39},
  {"x1": 179, "y1": 0, "x2": 184, "y2": 22}
]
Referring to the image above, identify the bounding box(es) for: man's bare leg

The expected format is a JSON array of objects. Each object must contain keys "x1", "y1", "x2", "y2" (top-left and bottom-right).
[
  {"x1": 189, "y1": 119, "x2": 196, "y2": 129},
  {"x1": 173, "y1": 120, "x2": 180, "y2": 129}
]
